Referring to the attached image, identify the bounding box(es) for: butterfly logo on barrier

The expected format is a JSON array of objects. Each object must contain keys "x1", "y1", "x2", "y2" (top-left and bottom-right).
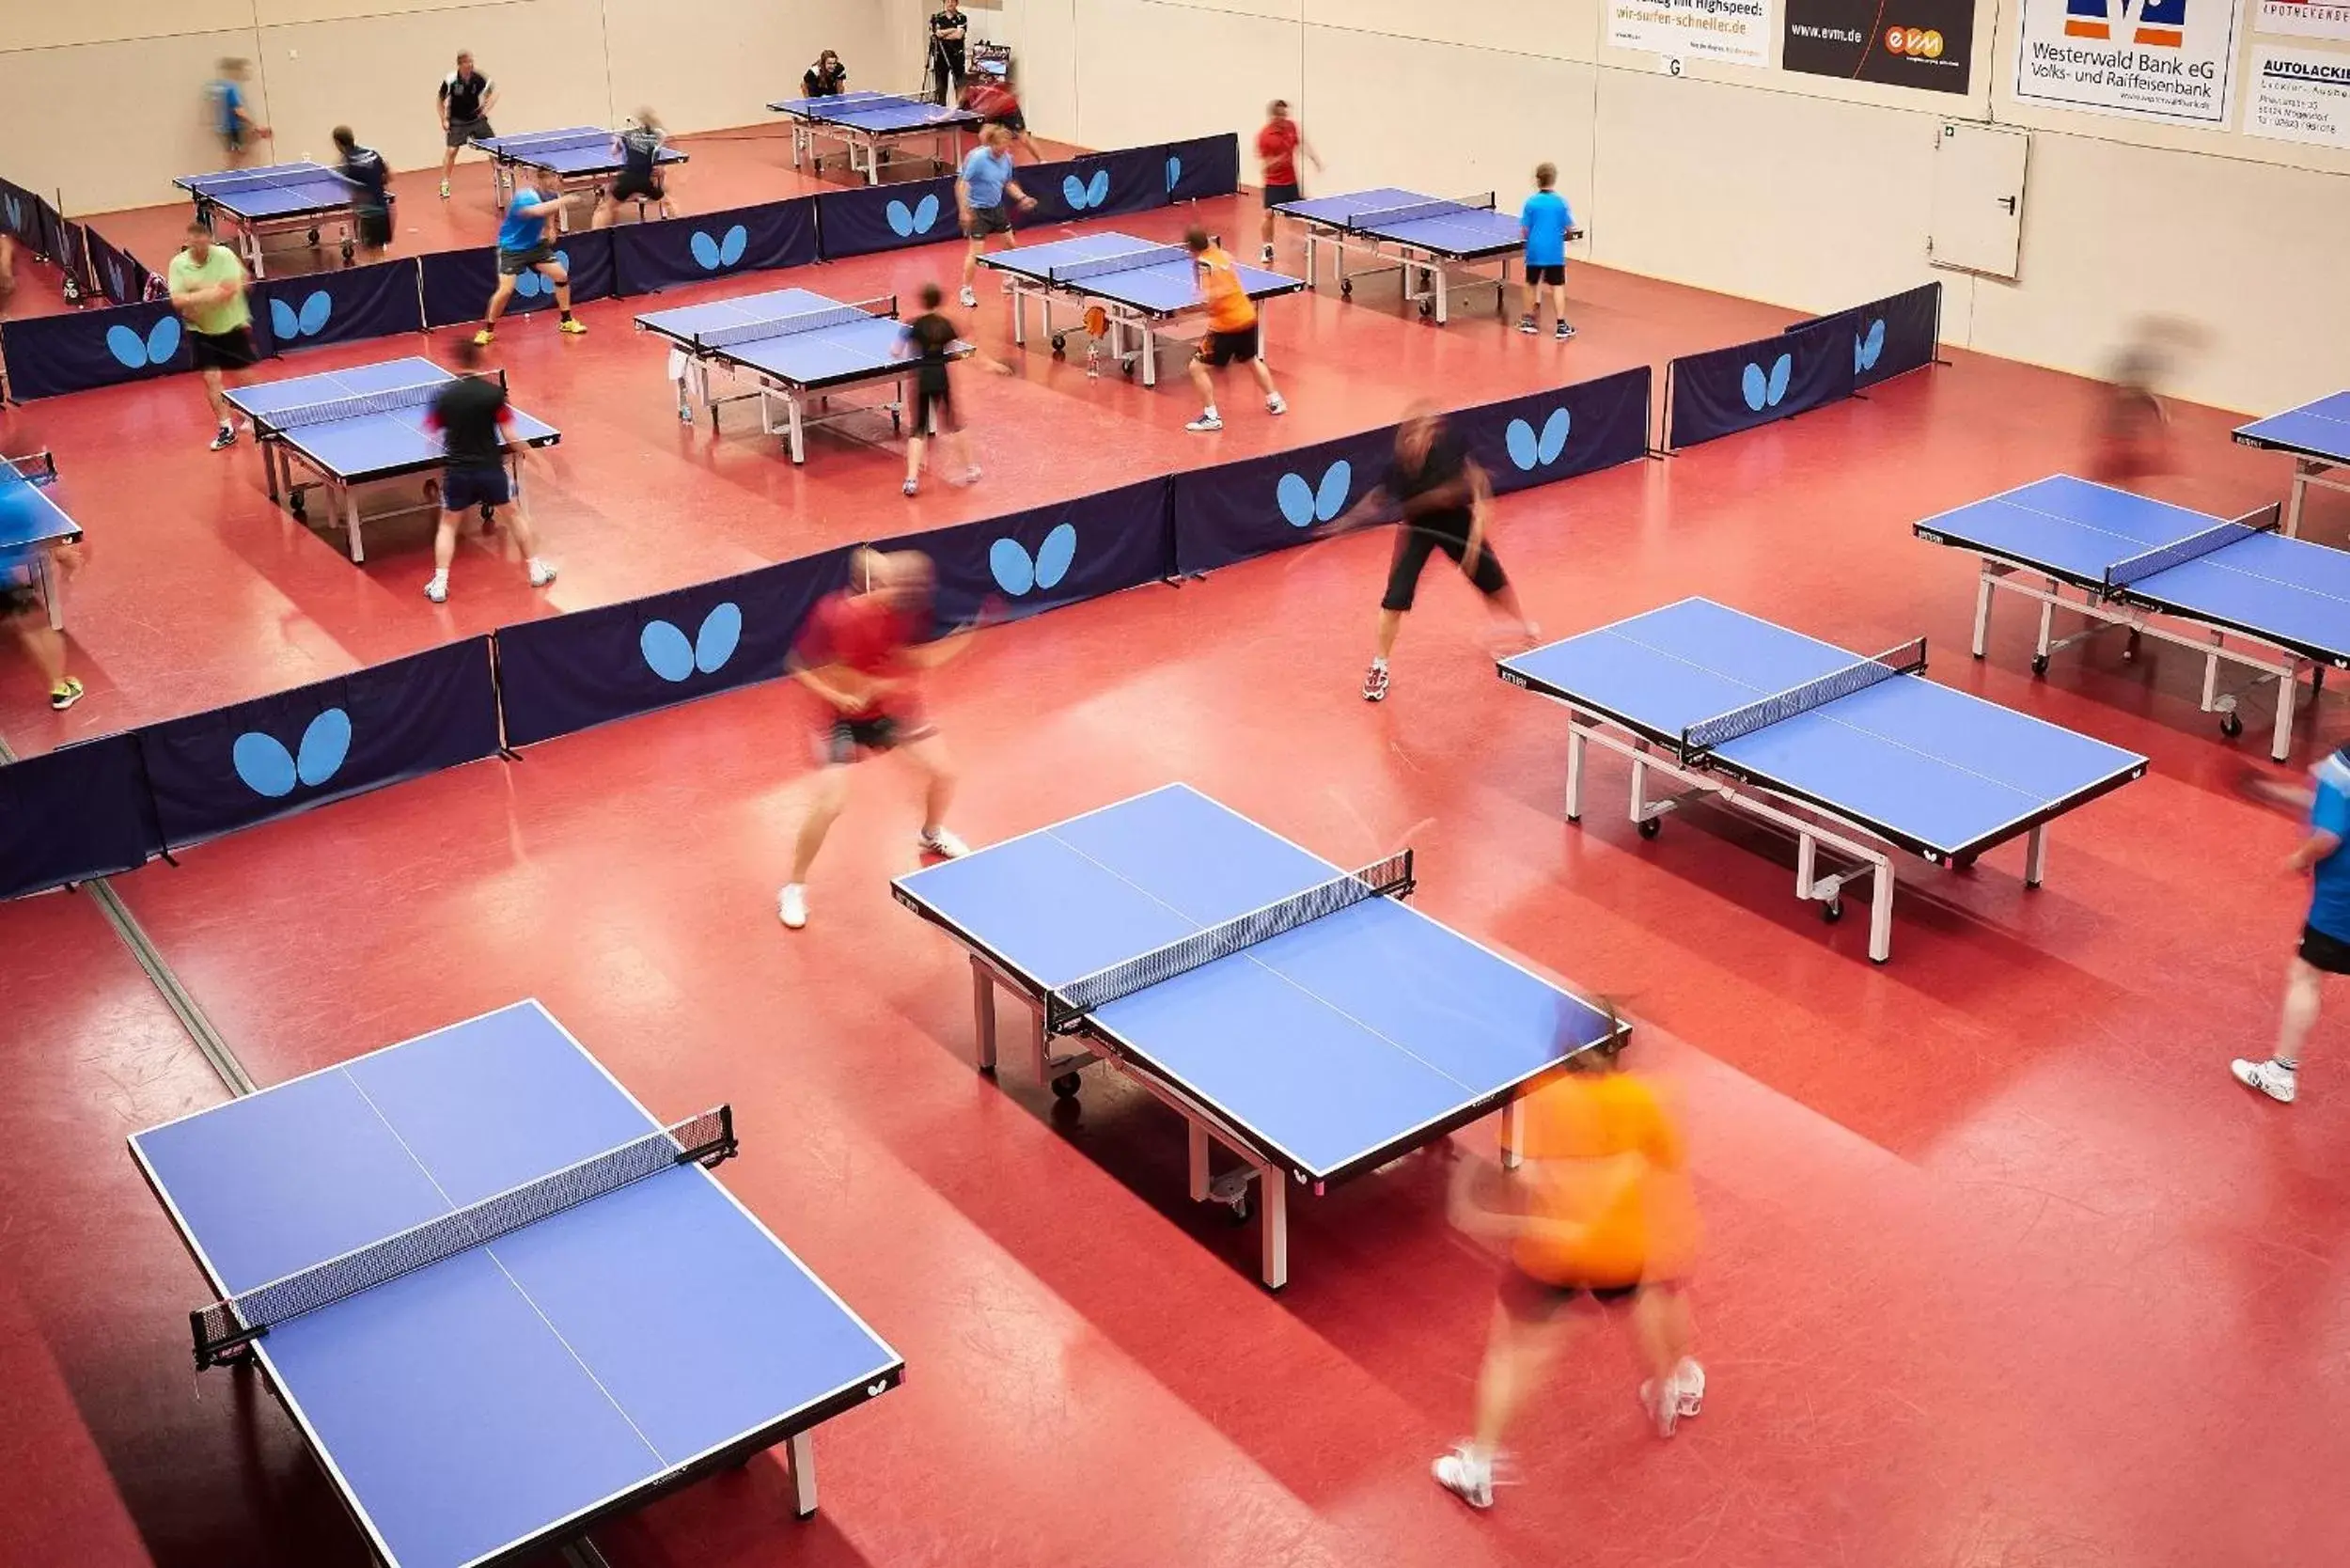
[
  {"x1": 1855, "y1": 317, "x2": 1886, "y2": 374},
  {"x1": 1740, "y1": 353, "x2": 1794, "y2": 413},
  {"x1": 103, "y1": 260, "x2": 130, "y2": 304},
  {"x1": 688, "y1": 226, "x2": 749, "y2": 271},
  {"x1": 104, "y1": 317, "x2": 182, "y2": 369},
  {"x1": 269, "y1": 290, "x2": 334, "y2": 342},
  {"x1": 1060, "y1": 170, "x2": 1112, "y2": 212},
  {"x1": 515, "y1": 250, "x2": 572, "y2": 301},
  {"x1": 1277, "y1": 462, "x2": 1353, "y2": 528},
  {"x1": 1164, "y1": 156, "x2": 1183, "y2": 194},
  {"x1": 886, "y1": 195, "x2": 943, "y2": 238},
  {"x1": 640, "y1": 603, "x2": 743, "y2": 683},
  {"x1": 232, "y1": 709, "x2": 352, "y2": 798},
  {"x1": 990, "y1": 524, "x2": 1077, "y2": 596},
  {"x1": 1504, "y1": 408, "x2": 1572, "y2": 472}
]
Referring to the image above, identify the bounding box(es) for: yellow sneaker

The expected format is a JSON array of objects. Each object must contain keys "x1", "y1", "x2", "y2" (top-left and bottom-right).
[
  {"x1": 471, "y1": 328, "x2": 494, "y2": 347},
  {"x1": 49, "y1": 677, "x2": 85, "y2": 712},
  {"x1": 557, "y1": 317, "x2": 588, "y2": 336}
]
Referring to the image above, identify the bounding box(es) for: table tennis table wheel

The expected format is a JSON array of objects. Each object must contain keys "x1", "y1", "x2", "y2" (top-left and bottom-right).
[
  {"x1": 306, "y1": 228, "x2": 321, "y2": 246},
  {"x1": 2123, "y1": 630, "x2": 2141, "y2": 662},
  {"x1": 1637, "y1": 817, "x2": 1662, "y2": 839},
  {"x1": 2029, "y1": 654, "x2": 2050, "y2": 676},
  {"x1": 2220, "y1": 712, "x2": 2245, "y2": 739},
  {"x1": 1419, "y1": 300, "x2": 1434, "y2": 319},
  {"x1": 1821, "y1": 899, "x2": 1844, "y2": 924},
  {"x1": 289, "y1": 492, "x2": 308, "y2": 522},
  {"x1": 1050, "y1": 1071, "x2": 1082, "y2": 1099},
  {"x1": 340, "y1": 241, "x2": 355, "y2": 265},
  {"x1": 1050, "y1": 335, "x2": 1067, "y2": 358}
]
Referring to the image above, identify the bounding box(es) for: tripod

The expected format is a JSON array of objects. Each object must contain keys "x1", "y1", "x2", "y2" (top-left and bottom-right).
[{"x1": 918, "y1": 27, "x2": 964, "y2": 103}]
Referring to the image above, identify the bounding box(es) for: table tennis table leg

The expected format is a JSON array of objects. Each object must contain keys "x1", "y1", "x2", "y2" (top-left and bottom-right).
[
  {"x1": 2024, "y1": 824, "x2": 2048, "y2": 889},
  {"x1": 1971, "y1": 561, "x2": 1997, "y2": 657},
  {"x1": 1008, "y1": 285, "x2": 1029, "y2": 349},
  {"x1": 1499, "y1": 1098, "x2": 1524, "y2": 1170},
  {"x1": 2033, "y1": 589, "x2": 2058, "y2": 668},
  {"x1": 1259, "y1": 1168, "x2": 1289, "y2": 1291},
  {"x1": 342, "y1": 486, "x2": 365, "y2": 565},
  {"x1": 1188, "y1": 1124, "x2": 1211, "y2": 1201},
  {"x1": 37, "y1": 553, "x2": 62, "y2": 633},
  {"x1": 1867, "y1": 869, "x2": 1894, "y2": 964},
  {"x1": 968, "y1": 955, "x2": 998, "y2": 1074},
  {"x1": 1138, "y1": 314, "x2": 1158, "y2": 388},
  {"x1": 2288, "y1": 465, "x2": 2313, "y2": 538},
  {"x1": 2273, "y1": 659, "x2": 2299, "y2": 763},
  {"x1": 787, "y1": 1432, "x2": 819, "y2": 1517},
  {"x1": 1564, "y1": 726, "x2": 1587, "y2": 822},
  {"x1": 1433, "y1": 260, "x2": 1449, "y2": 325}
]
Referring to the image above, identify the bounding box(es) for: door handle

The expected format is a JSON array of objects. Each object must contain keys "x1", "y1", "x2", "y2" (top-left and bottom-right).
[{"x1": 1998, "y1": 196, "x2": 2017, "y2": 214}]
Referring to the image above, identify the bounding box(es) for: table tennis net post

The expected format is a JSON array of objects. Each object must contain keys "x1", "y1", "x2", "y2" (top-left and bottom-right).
[
  {"x1": 1678, "y1": 637, "x2": 1929, "y2": 763},
  {"x1": 694, "y1": 297, "x2": 895, "y2": 350},
  {"x1": 1045, "y1": 245, "x2": 1191, "y2": 286},
  {"x1": 1347, "y1": 193, "x2": 1499, "y2": 231},
  {"x1": 186, "y1": 1106, "x2": 737, "y2": 1370},
  {"x1": 2102, "y1": 503, "x2": 2282, "y2": 593},
  {"x1": 1042, "y1": 851, "x2": 1417, "y2": 1034}
]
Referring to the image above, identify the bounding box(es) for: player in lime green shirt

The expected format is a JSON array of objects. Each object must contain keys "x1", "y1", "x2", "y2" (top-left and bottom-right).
[{"x1": 166, "y1": 223, "x2": 260, "y2": 450}]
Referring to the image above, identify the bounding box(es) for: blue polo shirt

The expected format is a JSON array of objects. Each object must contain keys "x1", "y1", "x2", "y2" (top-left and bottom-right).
[
  {"x1": 2308, "y1": 749, "x2": 2350, "y2": 940},
  {"x1": 215, "y1": 81, "x2": 243, "y2": 136},
  {"x1": 1520, "y1": 190, "x2": 1573, "y2": 268},
  {"x1": 498, "y1": 191, "x2": 557, "y2": 255},
  {"x1": 961, "y1": 147, "x2": 1013, "y2": 210}
]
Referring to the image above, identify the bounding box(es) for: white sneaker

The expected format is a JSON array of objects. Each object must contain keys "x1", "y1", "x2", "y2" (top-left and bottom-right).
[
  {"x1": 954, "y1": 466, "x2": 981, "y2": 486},
  {"x1": 527, "y1": 560, "x2": 557, "y2": 588},
  {"x1": 1260, "y1": 244, "x2": 1275, "y2": 263},
  {"x1": 1637, "y1": 1377, "x2": 1681, "y2": 1437},
  {"x1": 1671, "y1": 1357, "x2": 1705, "y2": 1418},
  {"x1": 1266, "y1": 393, "x2": 1287, "y2": 416},
  {"x1": 917, "y1": 827, "x2": 969, "y2": 859},
  {"x1": 439, "y1": 179, "x2": 451, "y2": 198},
  {"x1": 1431, "y1": 1445, "x2": 1493, "y2": 1510},
  {"x1": 777, "y1": 885, "x2": 808, "y2": 930},
  {"x1": 958, "y1": 285, "x2": 978, "y2": 308},
  {"x1": 902, "y1": 478, "x2": 919, "y2": 496},
  {"x1": 1186, "y1": 414, "x2": 1223, "y2": 432},
  {"x1": 2232, "y1": 1058, "x2": 2297, "y2": 1104},
  {"x1": 424, "y1": 575, "x2": 448, "y2": 604}
]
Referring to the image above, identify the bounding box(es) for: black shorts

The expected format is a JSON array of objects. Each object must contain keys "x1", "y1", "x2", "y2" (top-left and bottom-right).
[
  {"x1": 2301, "y1": 923, "x2": 2350, "y2": 975},
  {"x1": 497, "y1": 243, "x2": 556, "y2": 276},
  {"x1": 441, "y1": 465, "x2": 511, "y2": 513},
  {"x1": 609, "y1": 170, "x2": 666, "y2": 204},
  {"x1": 965, "y1": 204, "x2": 1012, "y2": 240},
  {"x1": 1498, "y1": 1267, "x2": 1641, "y2": 1323},
  {"x1": 190, "y1": 325, "x2": 259, "y2": 371},
  {"x1": 1525, "y1": 263, "x2": 1566, "y2": 286},
  {"x1": 1198, "y1": 323, "x2": 1260, "y2": 367},
  {"x1": 987, "y1": 112, "x2": 1027, "y2": 134},
  {"x1": 355, "y1": 208, "x2": 393, "y2": 247},
  {"x1": 821, "y1": 714, "x2": 936, "y2": 765},
  {"x1": 1383, "y1": 522, "x2": 1508, "y2": 613},
  {"x1": 220, "y1": 129, "x2": 244, "y2": 155},
  {"x1": 0, "y1": 583, "x2": 39, "y2": 618},
  {"x1": 912, "y1": 380, "x2": 957, "y2": 435},
  {"x1": 1263, "y1": 181, "x2": 1301, "y2": 208},
  {"x1": 447, "y1": 117, "x2": 494, "y2": 149}
]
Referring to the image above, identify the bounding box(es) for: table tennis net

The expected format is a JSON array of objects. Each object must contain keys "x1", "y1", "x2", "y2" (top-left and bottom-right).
[
  {"x1": 189, "y1": 166, "x2": 347, "y2": 196},
  {"x1": 494, "y1": 128, "x2": 617, "y2": 155},
  {"x1": 1042, "y1": 851, "x2": 1416, "y2": 1034},
  {"x1": 1679, "y1": 637, "x2": 1929, "y2": 761},
  {"x1": 2103, "y1": 506, "x2": 2280, "y2": 592},
  {"x1": 187, "y1": 1106, "x2": 735, "y2": 1368},
  {"x1": 1046, "y1": 245, "x2": 1190, "y2": 286},
  {"x1": 694, "y1": 300, "x2": 885, "y2": 350},
  {"x1": 257, "y1": 378, "x2": 455, "y2": 431},
  {"x1": 1348, "y1": 194, "x2": 1497, "y2": 231}
]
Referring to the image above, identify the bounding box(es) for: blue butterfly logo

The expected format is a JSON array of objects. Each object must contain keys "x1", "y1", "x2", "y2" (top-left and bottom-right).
[
  {"x1": 688, "y1": 225, "x2": 749, "y2": 271},
  {"x1": 1277, "y1": 462, "x2": 1352, "y2": 528},
  {"x1": 105, "y1": 317, "x2": 182, "y2": 368},
  {"x1": 1504, "y1": 408, "x2": 1572, "y2": 472},
  {"x1": 1060, "y1": 170, "x2": 1112, "y2": 211},
  {"x1": 268, "y1": 290, "x2": 334, "y2": 342},
  {"x1": 886, "y1": 194, "x2": 943, "y2": 237},
  {"x1": 1740, "y1": 353, "x2": 1794, "y2": 412},
  {"x1": 990, "y1": 524, "x2": 1077, "y2": 596},
  {"x1": 1164, "y1": 156, "x2": 1183, "y2": 193},
  {"x1": 516, "y1": 249, "x2": 572, "y2": 301},
  {"x1": 640, "y1": 603, "x2": 742, "y2": 682},
  {"x1": 232, "y1": 709, "x2": 352, "y2": 798},
  {"x1": 1855, "y1": 317, "x2": 1886, "y2": 373}
]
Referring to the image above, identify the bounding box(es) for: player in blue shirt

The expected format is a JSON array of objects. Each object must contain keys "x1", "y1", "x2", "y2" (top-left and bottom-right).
[
  {"x1": 2233, "y1": 743, "x2": 2350, "y2": 1104},
  {"x1": 474, "y1": 168, "x2": 583, "y2": 346},
  {"x1": 1517, "y1": 163, "x2": 1575, "y2": 342},
  {"x1": 0, "y1": 472, "x2": 84, "y2": 712},
  {"x1": 955, "y1": 126, "x2": 1035, "y2": 307},
  {"x1": 209, "y1": 58, "x2": 271, "y2": 166}
]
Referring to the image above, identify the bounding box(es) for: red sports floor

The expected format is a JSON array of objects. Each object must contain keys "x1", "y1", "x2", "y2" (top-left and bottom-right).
[{"x1": 3, "y1": 130, "x2": 2345, "y2": 1568}]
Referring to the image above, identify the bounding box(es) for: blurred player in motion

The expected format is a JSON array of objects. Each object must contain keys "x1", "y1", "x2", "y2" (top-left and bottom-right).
[
  {"x1": 1434, "y1": 1005, "x2": 1704, "y2": 1510},
  {"x1": 594, "y1": 110, "x2": 677, "y2": 228},
  {"x1": 1255, "y1": 99, "x2": 1319, "y2": 262},
  {"x1": 778, "y1": 549, "x2": 970, "y2": 930},
  {"x1": 2087, "y1": 317, "x2": 2202, "y2": 489},
  {"x1": 0, "y1": 467, "x2": 85, "y2": 711},
  {"x1": 2232, "y1": 741, "x2": 2350, "y2": 1105},
  {"x1": 896, "y1": 283, "x2": 983, "y2": 496}
]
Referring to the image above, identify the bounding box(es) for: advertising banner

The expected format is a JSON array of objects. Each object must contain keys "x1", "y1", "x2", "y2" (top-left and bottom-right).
[
  {"x1": 2248, "y1": 42, "x2": 2350, "y2": 144},
  {"x1": 1611, "y1": 0, "x2": 1776, "y2": 65},
  {"x1": 1784, "y1": 0, "x2": 1975, "y2": 92},
  {"x1": 2013, "y1": 0, "x2": 2247, "y2": 124}
]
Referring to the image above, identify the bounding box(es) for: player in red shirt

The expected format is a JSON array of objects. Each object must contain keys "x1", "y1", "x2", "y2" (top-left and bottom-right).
[
  {"x1": 778, "y1": 548, "x2": 970, "y2": 930},
  {"x1": 1256, "y1": 100, "x2": 1320, "y2": 263},
  {"x1": 961, "y1": 71, "x2": 1040, "y2": 162}
]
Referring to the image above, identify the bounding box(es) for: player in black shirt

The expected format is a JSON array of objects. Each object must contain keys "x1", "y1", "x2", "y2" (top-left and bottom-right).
[
  {"x1": 331, "y1": 126, "x2": 393, "y2": 259},
  {"x1": 927, "y1": 1, "x2": 968, "y2": 103},
  {"x1": 803, "y1": 50, "x2": 848, "y2": 97},
  {"x1": 419, "y1": 337, "x2": 554, "y2": 604},
  {"x1": 1329, "y1": 404, "x2": 1538, "y2": 701},
  {"x1": 436, "y1": 52, "x2": 498, "y2": 197},
  {"x1": 895, "y1": 283, "x2": 982, "y2": 496},
  {"x1": 594, "y1": 110, "x2": 676, "y2": 227}
]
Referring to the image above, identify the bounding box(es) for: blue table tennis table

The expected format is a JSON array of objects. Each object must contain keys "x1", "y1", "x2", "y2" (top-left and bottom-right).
[
  {"x1": 634, "y1": 288, "x2": 966, "y2": 463},
  {"x1": 175, "y1": 161, "x2": 377, "y2": 277},
  {"x1": 766, "y1": 90, "x2": 979, "y2": 184},
  {"x1": 470, "y1": 127, "x2": 688, "y2": 229},
  {"x1": 1, "y1": 452, "x2": 81, "y2": 633},
  {"x1": 1916, "y1": 474, "x2": 2350, "y2": 761},
  {"x1": 1497, "y1": 598, "x2": 2146, "y2": 963},
  {"x1": 894, "y1": 784, "x2": 1624, "y2": 1289},
  {"x1": 2235, "y1": 390, "x2": 2350, "y2": 539},
  {"x1": 129, "y1": 1001, "x2": 901, "y2": 1568},
  {"x1": 224, "y1": 356, "x2": 561, "y2": 564},
  {"x1": 978, "y1": 232, "x2": 1305, "y2": 387},
  {"x1": 1272, "y1": 189, "x2": 1548, "y2": 325}
]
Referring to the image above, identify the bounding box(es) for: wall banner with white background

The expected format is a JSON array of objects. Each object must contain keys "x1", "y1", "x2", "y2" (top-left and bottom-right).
[
  {"x1": 2258, "y1": 0, "x2": 2350, "y2": 41},
  {"x1": 2013, "y1": 0, "x2": 2247, "y2": 124},
  {"x1": 2248, "y1": 44, "x2": 2350, "y2": 145},
  {"x1": 1612, "y1": 0, "x2": 1777, "y2": 65}
]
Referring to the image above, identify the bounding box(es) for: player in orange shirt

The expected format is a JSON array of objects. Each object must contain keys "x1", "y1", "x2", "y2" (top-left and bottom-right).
[
  {"x1": 1434, "y1": 1007, "x2": 1705, "y2": 1510},
  {"x1": 1183, "y1": 227, "x2": 1287, "y2": 434}
]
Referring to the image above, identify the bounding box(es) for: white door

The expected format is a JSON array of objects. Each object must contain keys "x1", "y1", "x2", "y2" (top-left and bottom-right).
[{"x1": 1928, "y1": 121, "x2": 2029, "y2": 280}]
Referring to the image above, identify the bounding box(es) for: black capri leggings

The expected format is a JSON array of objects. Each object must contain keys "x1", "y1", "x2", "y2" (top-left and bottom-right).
[{"x1": 1383, "y1": 522, "x2": 1509, "y2": 612}]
